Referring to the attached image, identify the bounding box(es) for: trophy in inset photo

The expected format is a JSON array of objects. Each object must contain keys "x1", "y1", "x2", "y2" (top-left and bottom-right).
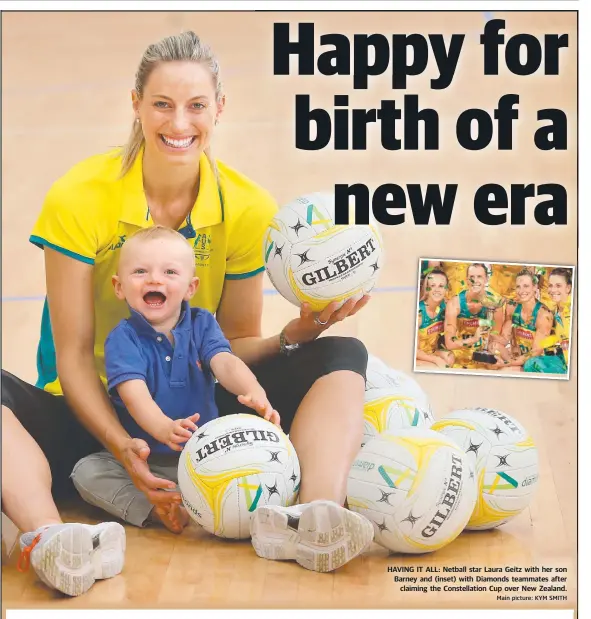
[{"x1": 472, "y1": 290, "x2": 506, "y2": 365}]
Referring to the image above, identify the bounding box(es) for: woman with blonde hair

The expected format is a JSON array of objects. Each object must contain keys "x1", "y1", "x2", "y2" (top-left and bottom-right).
[
  {"x1": 493, "y1": 270, "x2": 554, "y2": 371},
  {"x1": 2, "y1": 31, "x2": 373, "y2": 595},
  {"x1": 524, "y1": 267, "x2": 572, "y2": 374},
  {"x1": 415, "y1": 269, "x2": 454, "y2": 368}
]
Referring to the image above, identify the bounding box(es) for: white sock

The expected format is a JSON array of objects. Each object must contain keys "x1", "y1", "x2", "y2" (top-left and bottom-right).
[{"x1": 35, "y1": 523, "x2": 63, "y2": 531}]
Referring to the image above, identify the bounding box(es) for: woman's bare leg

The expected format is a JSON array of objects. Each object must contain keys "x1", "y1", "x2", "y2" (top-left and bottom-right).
[
  {"x1": 249, "y1": 369, "x2": 373, "y2": 572},
  {"x1": 2, "y1": 405, "x2": 127, "y2": 596},
  {"x1": 1, "y1": 405, "x2": 62, "y2": 532},
  {"x1": 288, "y1": 370, "x2": 365, "y2": 504}
]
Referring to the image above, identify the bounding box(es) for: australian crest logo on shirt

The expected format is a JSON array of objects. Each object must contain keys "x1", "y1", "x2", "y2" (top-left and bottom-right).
[{"x1": 193, "y1": 233, "x2": 212, "y2": 267}]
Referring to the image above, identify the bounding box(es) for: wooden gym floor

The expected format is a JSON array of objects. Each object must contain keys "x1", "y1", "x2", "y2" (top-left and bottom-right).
[{"x1": 1, "y1": 10, "x2": 576, "y2": 611}]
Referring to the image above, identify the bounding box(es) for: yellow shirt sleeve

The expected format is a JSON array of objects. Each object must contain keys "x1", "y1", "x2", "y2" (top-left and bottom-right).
[
  {"x1": 225, "y1": 188, "x2": 278, "y2": 279},
  {"x1": 29, "y1": 178, "x2": 105, "y2": 264}
]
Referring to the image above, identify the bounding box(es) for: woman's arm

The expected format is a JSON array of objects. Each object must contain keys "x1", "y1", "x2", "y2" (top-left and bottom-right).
[
  {"x1": 495, "y1": 303, "x2": 516, "y2": 346},
  {"x1": 45, "y1": 248, "x2": 179, "y2": 500},
  {"x1": 492, "y1": 305, "x2": 505, "y2": 335},
  {"x1": 488, "y1": 304, "x2": 509, "y2": 349},
  {"x1": 216, "y1": 275, "x2": 370, "y2": 365},
  {"x1": 504, "y1": 307, "x2": 553, "y2": 367},
  {"x1": 531, "y1": 307, "x2": 554, "y2": 356},
  {"x1": 46, "y1": 248, "x2": 130, "y2": 454},
  {"x1": 215, "y1": 275, "x2": 279, "y2": 365}
]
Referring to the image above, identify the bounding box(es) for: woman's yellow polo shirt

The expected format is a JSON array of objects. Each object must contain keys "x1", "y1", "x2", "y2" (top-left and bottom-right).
[{"x1": 30, "y1": 149, "x2": 278, "y2": 394}]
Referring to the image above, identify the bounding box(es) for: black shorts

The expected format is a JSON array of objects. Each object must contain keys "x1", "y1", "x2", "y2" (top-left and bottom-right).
[{"x1": 2, "y1": 336, "x2": 367, "y2": 498}]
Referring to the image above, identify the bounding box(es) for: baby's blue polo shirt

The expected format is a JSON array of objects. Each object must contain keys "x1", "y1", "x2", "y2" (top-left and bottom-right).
[{"x1": 105, "y1": 301, "x2": 232, "y2": 454}]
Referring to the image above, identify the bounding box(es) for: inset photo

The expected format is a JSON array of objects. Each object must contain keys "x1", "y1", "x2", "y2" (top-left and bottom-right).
[{"x1": 413, "y1": 259, "x2": 575, "y2": 379}]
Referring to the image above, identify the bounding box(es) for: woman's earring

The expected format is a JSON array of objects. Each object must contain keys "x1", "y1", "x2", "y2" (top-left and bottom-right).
[{"x1": 135, "y1": 118, "x2": 141, "y2": 124}]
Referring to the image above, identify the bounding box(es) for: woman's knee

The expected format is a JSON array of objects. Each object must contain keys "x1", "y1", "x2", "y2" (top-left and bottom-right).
[
  {"x1": 2, "y1": 404, "x2": 42, "y2": 453},
  {"x1": 309, "y1": 336, "x2": 368, "y2": 378},
  {"x1": 2, "y1": 403, "x2": 16, "y2": 426}
]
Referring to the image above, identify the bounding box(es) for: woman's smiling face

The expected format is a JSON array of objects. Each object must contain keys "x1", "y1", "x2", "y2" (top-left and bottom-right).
[
  {"x1": 133, "y1": 60, "x2": 223, "y2": 167},
  {"x1": 548, "y1": 273, "x2": 571, "y2": 305},
  {"x1": 515, "y1": 274, "x2": 537, "y2": 303},
  {"x1": 467, "y1": 265, "x2": 487, "y2": 294},
  {"x1": 425, "y1": 273, "x2": 447, "y2": 303}
]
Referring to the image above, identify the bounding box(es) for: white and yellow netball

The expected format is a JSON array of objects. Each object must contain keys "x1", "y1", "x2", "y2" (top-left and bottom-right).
[
  {"x1": 362, "y1": 388, "x2": 432, "y2": 448},
  {"x1": 431, "y1": 407, "x2": 539, "y2": 531},
  {"x1": 263, "y1": 192, "x2": 384, "y2": 312},
  {"x1": 178, "y1": 414, "x2": 300, "y2": 539},
  {"x1": 347, "y1": 428, "x2": 477, "y2": 554},
  {"x1": 366, "y1": 353, "x2": 435, "y2": 425}
]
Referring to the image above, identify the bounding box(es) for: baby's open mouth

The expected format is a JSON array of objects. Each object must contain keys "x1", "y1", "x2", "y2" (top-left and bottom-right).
[{"x1": 143, "y1": 291, "x2": 166, "y2": 307}]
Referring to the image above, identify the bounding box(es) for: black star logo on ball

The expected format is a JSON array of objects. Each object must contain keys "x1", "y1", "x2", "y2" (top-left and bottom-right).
[
  {"x1": 274, "y1": 244, "x2": 284, "y2": 258},
  {"x1": 370, "y1": 262, "x2": 380, "y2": 273},
  {"x1": 289, "y1": 471, "x2": 298, "y2": 484},
  {"x1": 266, "y1": 482, "x2": 280, "y2": 498},
  {"x1": 295, "y1": 250, "x2": 313, "y2": 266},
  {"x1": 377, "y1": 489, "x2": 396, "y2": 504},
  {"x1": 195, "y1": 431, "x2": 207, "y2": 441},
  {"x1": 377, "y1": 519, "x2": 389, "y2": 532},
  {"x1": 490, "y1": 426, "x2": 505, "y2": 439},
  {"x1": 268, "y1": 451, "x2": 281, "y2": 463},
  {"x1": 496, "y1": 454, "x2": 510, "y2": 467},
  {"x1": 401, "y1": 511, "x2": 419, "y2": 527},
  {"x1": 466, "y1": 440, "x2": 482, "y2": 455},
  {"x1": 290, "y1": 220, "x2": 305, "y2": 236}
]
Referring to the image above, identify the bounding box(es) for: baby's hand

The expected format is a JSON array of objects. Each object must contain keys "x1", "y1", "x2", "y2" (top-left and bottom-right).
[
  {"x1": 238, "y1": 390, "x2": 281, "y2": 427},
  {"x1": 161, "y1": 413, "x2": 200, "y2": 451}
]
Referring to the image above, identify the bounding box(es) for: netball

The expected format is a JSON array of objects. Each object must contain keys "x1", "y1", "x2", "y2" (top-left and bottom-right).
[
  {"x1": 431, "y1": 407, "x2": 539, "y2": 530},
  {"x1": 362, "y1": 388, "x2": 433, "y2": 447},
  {"x1": 347, "y1": 428, "x2": 477, "y2": 554},
  {"x1": 178, "y1": 415, "x2": 301, "y2": 539},
  {"x1": 263, "y1": 192, "x2": 384, "y2": 311},
  {"x1": 366, "y1": 353, "x2": 435, "y2": 424}
]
